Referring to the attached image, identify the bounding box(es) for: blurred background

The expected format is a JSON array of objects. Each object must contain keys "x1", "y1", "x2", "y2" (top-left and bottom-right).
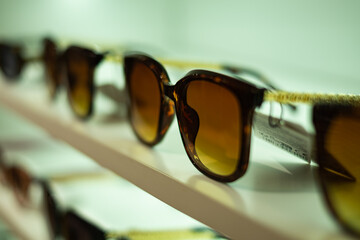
[{"x1": 0, "y1": 0, "x2": 359, "y2": 92}]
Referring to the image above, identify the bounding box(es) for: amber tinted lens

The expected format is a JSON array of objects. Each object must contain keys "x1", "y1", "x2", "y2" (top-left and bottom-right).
[
  {"x1": 64, "y1": 212, "x2": 104, "y2": 240},
  {"x1": 43, "y1": 40, "x2": 59, "y2": 98},
  {"x1": 66, "y1": 50, "x2": 93, "y2": 118},
  {"x1": 184, "y1": 80, "x2": 242, "y2": 177},
  {"x1": 128, "y1": 60, "x2": 161, "y2": 143},
  {"x1": 0, "y1": 45, "x2": 23, "y2": 79},
  {"x1": 321, "y1": 114, "x2": 360, "y2": 234}
]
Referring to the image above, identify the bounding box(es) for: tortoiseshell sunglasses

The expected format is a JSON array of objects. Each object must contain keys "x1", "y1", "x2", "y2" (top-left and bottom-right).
[
  {"x1": 43, "y1": 38, "x2": 277, "y2": 120},
  {"x1": 124, "y1": 53, "x2": 360, "y2": 236}
]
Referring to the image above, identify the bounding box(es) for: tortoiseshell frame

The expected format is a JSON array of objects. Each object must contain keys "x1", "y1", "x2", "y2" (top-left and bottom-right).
[
  {"x1": 313, "y1": 104, "x2": 360, "y2": 237},
  {"x1": 63, "y1": 46, "x2": 104, "y2": 120},
  {"x1": 124, "y1": 53, "x2": 265, "y2": 182}
]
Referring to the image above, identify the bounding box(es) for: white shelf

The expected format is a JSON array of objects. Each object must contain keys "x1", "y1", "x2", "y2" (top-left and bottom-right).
[{"x1": 0, "y1": 79, "x2": 352, "y2": 240}]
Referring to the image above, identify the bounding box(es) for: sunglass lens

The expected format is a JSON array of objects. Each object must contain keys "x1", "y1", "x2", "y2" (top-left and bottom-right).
[
  {"x1": 320, "y1": 112, "x2": 360, "y2": 234},
  {"x1": 126, "y1": 59, "x2": 161, "y2": 144},
  {"x1": 181, "y1": 80, "x2": 242, "y2": 178},
  {"x1": 65, "y1": 48, "x2": 95, "y2": 118},
  {"x1": 0, "y1": 45, "x2": 23, "y2": 79}
]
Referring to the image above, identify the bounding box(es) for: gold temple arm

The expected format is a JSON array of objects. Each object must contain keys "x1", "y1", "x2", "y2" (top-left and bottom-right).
[
  {"x1": 106, "y1": 228, "x2": 224, "y2": 240},
  {"x1": 264, "y1": 91, "x2": 360, "y2": 105},
  {"x1": 158, "y1": 58, "x2": 222, "y2": 70},
  {"x1": 104, "y1": 53, "x2": 123, "y2": 64},
  {"x1": 25, "y1": 56, "x2": 43, "y2": 63}
]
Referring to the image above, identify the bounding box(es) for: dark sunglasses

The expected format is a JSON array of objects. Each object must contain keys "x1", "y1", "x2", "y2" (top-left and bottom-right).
[
  {"x1": 123, "y1": 53, "x2": 360, "y2": 236},
  {"x1": 0, "y1": 150, "x2": 35, "y2": 205},
  {"x1": 0, "y1": 149, "x2": 108, "y2": 208},
  {"x1": 0, "y1": 38, "x2": 123, "y2": 119},
  {"x1": 42, "y1": 182, "x2": 225, "y2": 240},
  {"x1": 44, "y1": 38, "x2": 141, "y2": 120},
  {"x1": 0, "y1": 164, "x2": 33, "y2": 204},
  {"x1": 42, "y1": 38, "x2": 107, "y2": 118},
  {"x1": 0, "y1": 41, "x2": 41, "y2": 80},
  {"x1": 43, "y1": 38, "x2": 282, "y2": 120}
]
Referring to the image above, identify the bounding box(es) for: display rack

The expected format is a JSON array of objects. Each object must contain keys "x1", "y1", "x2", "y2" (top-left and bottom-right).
[{"x1": 0, "y1": 77, "x2": 352, "y2": 240}]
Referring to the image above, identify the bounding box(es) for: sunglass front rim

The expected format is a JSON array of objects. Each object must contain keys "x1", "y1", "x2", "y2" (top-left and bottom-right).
[
  {"x1": 173, "y1": 70, "x2": 265, "y2": 182},
  {"x1": 124, "y1": 53, "x2": 266, "y2": 182}
]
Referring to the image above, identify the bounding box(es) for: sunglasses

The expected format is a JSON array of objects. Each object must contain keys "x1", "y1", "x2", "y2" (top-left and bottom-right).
[
  {"x1": 312, "y1": 103, "x2": 360, "y2": 236},
  {"x1": 123, "y1": 53, "x2": 360, "y2": 236},
  {"x1": 0, "y1": 149, "x2": 36, "y2": 205},
  {"x1": 0, "y1": 41, "x2": 41, "y2": 80},
  {"x1": 43, "y1": 38, "x2": 282, "y2": 120},
  {"x1": 42, "y1": 38, "x2": 111, "y2": 118},
  {"x1": 0, "y1": 154, "x2": 106, "y2": 209},
  {"x1": 42, "y1": 181, "x2": 225, "y2": 240}
]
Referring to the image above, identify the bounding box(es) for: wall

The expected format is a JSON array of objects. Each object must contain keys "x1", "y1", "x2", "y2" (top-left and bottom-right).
[{"x1": 0, "y1": 0, "x2": 359, "y2": 91}]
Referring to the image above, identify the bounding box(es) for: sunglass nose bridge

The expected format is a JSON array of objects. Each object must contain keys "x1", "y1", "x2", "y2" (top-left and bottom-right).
[{"x1": 163, "y1": 83, "x2": 177, "y2": 102}]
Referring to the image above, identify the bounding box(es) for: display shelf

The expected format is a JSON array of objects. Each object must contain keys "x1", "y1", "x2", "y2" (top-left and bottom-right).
[{"x1": 0, "y1": 78, "x2": 353, "y2": 240}]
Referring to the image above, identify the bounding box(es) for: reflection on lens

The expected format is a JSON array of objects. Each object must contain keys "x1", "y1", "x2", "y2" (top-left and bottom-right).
[
  {"x1": 129, "y1": 61, "x2": 161, "y2": 143},
  {"x1": 186, "y1": 80, "x2": 241, "y2": 177},
  {"x1": 67, "y1": 53, "x2": 93, "y2": 118},
  {"x1": 323, "y1": 114, "x2": 360, "y2": 233}
]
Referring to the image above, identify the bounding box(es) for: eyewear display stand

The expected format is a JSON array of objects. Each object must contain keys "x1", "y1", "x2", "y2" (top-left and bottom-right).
[{"x1": 0, "y1": 76, "x2": 353, "y2": 239}]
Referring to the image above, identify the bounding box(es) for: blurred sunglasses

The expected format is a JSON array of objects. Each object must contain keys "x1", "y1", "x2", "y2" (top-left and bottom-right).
[
  {"x1": 44, "y1": 37, "x2": 147, "y2": 120},
  {"x1": 0, "y1": 41, "x2": 41, "y2": 80},
  {"x1": 0, "y1": 150, "x2": 36, "y2": 205},
  {"x1": 43, "y1": 38, "x2": 113, "y2": 118},
  {"x1": 313, "y1": 104, "x2": 360, "y2": 236},
  {"x1": 0, "y1": 163, "x2": 34, "y2": 205},
  {"x1": 42, "y1": 183, "x2": 225, "y2": 240},
  {"x1": 43, "y1": 38, "x2": 281, "y2": 119},
  {"x1": 0, "y1": 148, "x2": 108, "y2": 207}
]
